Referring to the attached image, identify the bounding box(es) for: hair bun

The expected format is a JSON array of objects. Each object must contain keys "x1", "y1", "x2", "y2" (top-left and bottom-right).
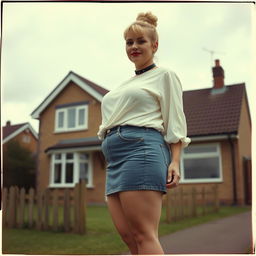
[{"x1": 136, "y1": 12, "x2": 158, "y2": 27}]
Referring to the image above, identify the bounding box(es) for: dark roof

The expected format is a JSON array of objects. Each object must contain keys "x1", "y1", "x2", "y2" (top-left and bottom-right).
[
  {"x1": 184, "y1": 84, "x2": 245, "y2": 137},
  {"x1": 45, "y1": 137, "x2": 101, "y2": 152},
  {"x1": 2, "y1": 122, "x2": 28, "y2": 139},
  {"x1": 72, "y1": 71, "x2": 109, "y2": 96}
]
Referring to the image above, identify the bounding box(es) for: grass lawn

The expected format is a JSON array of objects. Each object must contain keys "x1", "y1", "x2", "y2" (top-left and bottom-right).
[{"x1": 2, "y1": 205, "x2": 251, "y2": 255}]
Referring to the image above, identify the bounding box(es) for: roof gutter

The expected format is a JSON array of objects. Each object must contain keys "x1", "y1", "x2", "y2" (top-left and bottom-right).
[{"x1": 190, "y1": 134, "x2": 238, "y2": 142}]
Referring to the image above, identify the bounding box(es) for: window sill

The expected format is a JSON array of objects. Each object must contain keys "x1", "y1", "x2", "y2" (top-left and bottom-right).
[
  {"x1": 180, "y1": 179, "x2": 223, "y2": 184},
  {"x1": 49, "y1": 184, "x2": 94, "y2": 188},
  {"x1": 54, "y1": 128, "x2": 88, "y2": 134}
]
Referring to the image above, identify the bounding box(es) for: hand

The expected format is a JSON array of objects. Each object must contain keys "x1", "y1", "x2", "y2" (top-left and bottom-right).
[{"x1": 166, "y1": 161, "x2": 180, "y2": 189}]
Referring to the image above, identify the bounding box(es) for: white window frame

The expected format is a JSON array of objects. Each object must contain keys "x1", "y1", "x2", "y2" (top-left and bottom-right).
[
  {"x1": 54, "y1": 105, "x2": 88, "y2": 133},
  {"x1": 180, "y1": 143, "x2": 223, "y2": 184},
  {"x1": 49, "y1": 151, "x2": 93, "y2": 188}
]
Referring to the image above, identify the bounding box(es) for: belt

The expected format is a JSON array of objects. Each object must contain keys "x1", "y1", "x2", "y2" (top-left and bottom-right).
[
  {"x1": 105, "y1": 126, "x2": 121, "y2": 136},
  {"x1": 104, "y1": 125, "x2": 159, "y2": 138}
]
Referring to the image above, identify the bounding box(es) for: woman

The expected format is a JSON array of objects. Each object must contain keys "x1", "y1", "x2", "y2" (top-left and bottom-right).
[{"x1": 97, "y1": 12, "x2": 191, "y2": 254}]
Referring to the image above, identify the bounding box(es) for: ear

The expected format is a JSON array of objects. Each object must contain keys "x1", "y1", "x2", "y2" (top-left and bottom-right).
[{"x1": 153, "y1": 41, "x2": 158, "y2": 53}]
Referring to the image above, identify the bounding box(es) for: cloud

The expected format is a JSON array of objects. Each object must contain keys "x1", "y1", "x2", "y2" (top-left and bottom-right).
[{"x1": 1, "y1": 2, "x2": 253, "y2": 132}]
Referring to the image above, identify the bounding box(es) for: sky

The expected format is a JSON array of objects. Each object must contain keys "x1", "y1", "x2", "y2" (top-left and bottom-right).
[{"x1": 1, "y1": 2, "x2": 255, "y2": 133}]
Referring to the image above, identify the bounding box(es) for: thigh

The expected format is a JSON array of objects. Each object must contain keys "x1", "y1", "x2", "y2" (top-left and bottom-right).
[
  {"x1": 107, "y1": 193, "x2": 133, "y2": 236},
  {"x1": 119, "y1": 191, "x2": 163, "y2": 236}
]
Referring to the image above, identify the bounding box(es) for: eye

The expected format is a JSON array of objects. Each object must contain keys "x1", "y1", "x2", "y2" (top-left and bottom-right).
[
  {"x1": 126, "y1": 41, "x2": 133, "y2": 46},
  {"x1": 138, "y1": 39, "x2": 146, "y2": 44}
]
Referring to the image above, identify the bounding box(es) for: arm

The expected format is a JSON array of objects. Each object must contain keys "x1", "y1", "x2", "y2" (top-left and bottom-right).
[
  {"x1": 166, "y1": 141, "x2": 182, "y2": 189},
  {"x1": 158, "y1": 70, "x2": 190, "y2": 188}
]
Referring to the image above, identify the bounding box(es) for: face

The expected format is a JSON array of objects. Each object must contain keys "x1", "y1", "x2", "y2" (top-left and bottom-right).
[{"x1": 125, "y1": 30, "x2": 158, "y2": 70}]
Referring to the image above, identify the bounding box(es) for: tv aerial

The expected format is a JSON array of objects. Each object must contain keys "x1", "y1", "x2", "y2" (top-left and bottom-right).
[{"x1": 202, "y1": 47, "x2": 226, "y2": 66}]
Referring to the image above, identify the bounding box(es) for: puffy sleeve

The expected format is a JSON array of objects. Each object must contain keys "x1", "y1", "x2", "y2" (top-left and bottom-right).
[{"x1": 158, "y1": 70, "x2": 191, "y2": 148}]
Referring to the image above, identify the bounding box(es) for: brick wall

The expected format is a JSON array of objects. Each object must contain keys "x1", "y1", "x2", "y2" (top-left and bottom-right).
[
  {"x1": 237, "y1": 93, "x2": 252, "y2": 205},
  {"x1": 37, "y1": 81, "x2": 105, "y2": 202}
]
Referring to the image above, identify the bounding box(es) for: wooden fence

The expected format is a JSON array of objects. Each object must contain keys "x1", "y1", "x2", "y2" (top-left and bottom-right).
[
  {"x1": 166, "y1": 185, "x2": 219, "y2": 223},
  {"x1": 2, "y1": 179, "x2": 87, "y2": 234}
]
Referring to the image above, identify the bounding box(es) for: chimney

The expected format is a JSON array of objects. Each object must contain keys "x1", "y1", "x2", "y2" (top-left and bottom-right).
[
  {"x1": 6, "y1": 120, "x2": 11, "y2": 127},
  {"x1": 212, "y1": 59, "x2": 225, "y2": 89}
]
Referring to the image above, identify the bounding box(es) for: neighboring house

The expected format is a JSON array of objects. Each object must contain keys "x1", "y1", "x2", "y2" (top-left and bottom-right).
[
  {"x1": 2, "y1": 121, "x2": 39, "y2": 188},
  {"x1": 2, "y1": 121, "x2": 38, "y2": 153},
  {"x1": 181, "y1": 60, "x2": 251, "y2": 205},
  {"x1": 31, "y1": 59, "x2": 251, "y2": 205}
]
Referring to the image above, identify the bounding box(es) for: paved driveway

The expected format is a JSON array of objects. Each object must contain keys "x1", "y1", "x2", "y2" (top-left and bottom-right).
[{"x1": 160, "y1": 211, "x2": 252, "y2": 254}]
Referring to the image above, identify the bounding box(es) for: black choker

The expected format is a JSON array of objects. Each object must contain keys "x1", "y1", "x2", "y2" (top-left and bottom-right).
[{"x1": 135, "y1": 63, "x2": 156, "y2": 75}]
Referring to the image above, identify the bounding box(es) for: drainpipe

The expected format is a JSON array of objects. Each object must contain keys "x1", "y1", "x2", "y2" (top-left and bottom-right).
[{"x1": 228, "y1": 134, "x2": 238, "y2": 205}]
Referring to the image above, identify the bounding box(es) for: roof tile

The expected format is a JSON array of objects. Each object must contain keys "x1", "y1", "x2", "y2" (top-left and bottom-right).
[
  {"x1": 184, "y1": 84, "x2": 245, "y2": 136},
  {"x1": 2, "y1": 122, "x2": 28, "y2": 139}
]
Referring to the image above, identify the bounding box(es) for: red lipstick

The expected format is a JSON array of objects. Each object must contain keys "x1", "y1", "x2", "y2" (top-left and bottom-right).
[{"x1": 131, "y1": 52, "x2": 141, "y2": 57}]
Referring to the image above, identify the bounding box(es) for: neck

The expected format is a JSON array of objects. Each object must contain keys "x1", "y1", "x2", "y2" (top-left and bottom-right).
[
  {"x1": 135, "y1": 63, "x2": 156, "y2": 75},
  {"x1": 135, "y1": 60, "x2": 154, "y2": 71}
]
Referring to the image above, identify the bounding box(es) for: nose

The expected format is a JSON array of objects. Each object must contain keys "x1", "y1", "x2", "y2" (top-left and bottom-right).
[{"x1": 131, "y1": 42, "x2": 138, "y2": 49}]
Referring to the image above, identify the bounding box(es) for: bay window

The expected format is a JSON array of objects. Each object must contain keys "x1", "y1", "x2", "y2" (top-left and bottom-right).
[{"x1": 50, "y1": 152, "x2": 93, "y2": 187}]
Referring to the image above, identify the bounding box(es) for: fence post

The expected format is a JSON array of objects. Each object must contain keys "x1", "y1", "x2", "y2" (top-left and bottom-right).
[
  {"x1": 74, "y1": 182, "x2": 80, "y2": 233},
  {"x1": 36, "y1": 189, "x2": 43, "y2": 230},
  {"x1": 3, "y1": 187, "x2": 8, "y2": 228},
  {"x1": 17, "y1": 187, "x2": 25, "y2": 228},
  {"x1": 166, "y1": 189, "x2": 172, "y2": 223},
  {"x1": 191, "y1": 187, "x2": 197, "y2": 217},
  {"x1": 201, "y1": 187, "x2": 206, "y2": 216},
  {"x1": 8, "y1": 186, "x2": 17, "y2": 228},
  {"x1": 173, "y1": 189, "x2": 178, "y2": 221},
  {"x1": 79, "y1": 179, "x2": 86, "y2": 234},
  {"x1": 179, "y1": 187, "x2": 184, "y2": 220},
  {"x1": 64, "y1": 189, "x2": 71, "y2": 232},
  {"x1": 44, "y1": 188, "x2": 50, "y2": 230},
  {"x1": 28, "y1": 188, "x2": 35, "y2": 228},
  {"x1": 213, "y1": 185, "x2": 219, "y2": 212},
  {"x1": 52, "y1": 189, "x2": 59, "y2": 231}
]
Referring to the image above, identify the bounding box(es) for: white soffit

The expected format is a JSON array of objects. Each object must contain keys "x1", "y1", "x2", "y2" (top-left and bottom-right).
[
  {"x1": 3, "y1": 123, "x2": 38, "y2": 144},
  {"x1": 31, "y1": 73, "x2": 104, "y2": 119}
]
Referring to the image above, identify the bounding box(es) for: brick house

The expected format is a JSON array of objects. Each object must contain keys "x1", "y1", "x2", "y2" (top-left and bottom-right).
[
  {"x1": 2, "y1": 121, "x2": 38, "y2": 153},
  {"x1": 31, "y1": 59, "x2": 251, "y2": 205},
  {"x1": 181, "y1": 60, "x2": 251, "y2": 205},
  {"x1": 2, "y1": 121, "x2": 39, "y2": 188}
]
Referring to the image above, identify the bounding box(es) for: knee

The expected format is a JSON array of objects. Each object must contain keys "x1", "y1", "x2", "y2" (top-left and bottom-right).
[
  {"x1": 119, "y1": 231, "x2": 136, "y2": 246},
  {"x1": 131, "y1": 229, "x2": 156, "y2": 245}
]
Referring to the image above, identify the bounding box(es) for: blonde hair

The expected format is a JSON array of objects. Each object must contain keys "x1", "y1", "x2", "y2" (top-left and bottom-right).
[{"x1": 124, "y1": 12, "x2": 158, "y2": 43}]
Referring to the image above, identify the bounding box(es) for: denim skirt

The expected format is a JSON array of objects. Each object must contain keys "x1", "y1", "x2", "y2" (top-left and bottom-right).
[{"x1": 101, "y1": 125, "x2": 172, "y2": 196}]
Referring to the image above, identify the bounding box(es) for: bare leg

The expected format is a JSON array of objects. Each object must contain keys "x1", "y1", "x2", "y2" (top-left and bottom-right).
[
  {"x1": 107, "y1": 193, "x2": 138, "y2": 254},
  {"x1": 119, "y1": 190, "x2": 164, "y2": 255}
]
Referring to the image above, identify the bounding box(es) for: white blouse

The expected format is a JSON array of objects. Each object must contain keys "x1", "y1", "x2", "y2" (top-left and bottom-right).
[{"x1": 97, "y1": 67, "x2": 191, "y2": 148}]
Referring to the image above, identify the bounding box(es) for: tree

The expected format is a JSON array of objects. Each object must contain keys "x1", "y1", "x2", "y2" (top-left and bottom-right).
[{"x1": 3, "y1": 140, "x2": 36, "y2": 191}]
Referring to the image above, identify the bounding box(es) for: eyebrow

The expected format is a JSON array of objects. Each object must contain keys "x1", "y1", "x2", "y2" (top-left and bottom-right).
[{"x1": 126, "y1": 37, "x2": 145, "y2": 41}]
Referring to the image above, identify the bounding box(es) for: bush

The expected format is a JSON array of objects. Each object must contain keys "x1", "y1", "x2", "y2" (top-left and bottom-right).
[{"x1": 3, "y1": 140, "x2": 36, "y2": 191}]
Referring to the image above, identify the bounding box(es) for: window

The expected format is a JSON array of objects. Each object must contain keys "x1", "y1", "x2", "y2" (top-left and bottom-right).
[
  {"x1": 180, "y1": 143, "x2": 223, "y2": 183},
  {"x1": 55, "y1": 104, "x2": 88, "y2": 132},
  {"x1": 22, "y1": 135, "x2": 31, "y2": 143},
  {"x1": 50, "y1": 152, "x2": 93, "y2": 187}
]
